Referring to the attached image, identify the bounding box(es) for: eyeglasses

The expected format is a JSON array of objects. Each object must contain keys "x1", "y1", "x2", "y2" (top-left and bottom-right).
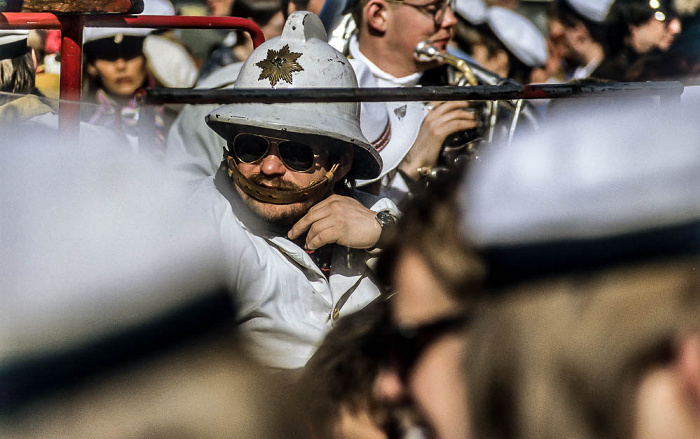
[
  {"x1": 230, "y1": 133, "x2": 321, "y2": 173},
  {"x1": 384, "y1": 0, "x2": 455, "y2": 26},
  {"x1": 382, "y1": 312, "x2": 471, "y2": 382}
]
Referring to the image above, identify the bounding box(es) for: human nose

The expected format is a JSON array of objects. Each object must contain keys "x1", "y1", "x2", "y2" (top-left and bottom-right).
[
  {"x1": 259, "y1": 144, "x2": 287, "y2": 176},
  {"x1": 439, "y1": 3, "x2": 458, "y2": 27},
  {"x1": 374, "y1": 367, "x2": 408, "y2": 403},
  {"x1": 113, "y1": 58, "x2": 127, "y2": 70},
  {"x1": 667, "y1": 17, "x2": 682, "y2": 35}
]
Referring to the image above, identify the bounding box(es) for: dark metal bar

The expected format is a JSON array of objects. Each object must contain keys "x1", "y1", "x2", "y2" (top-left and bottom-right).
[
  {"x1": 138, "y1": 104, "x2": 156, "y2": 152},
  {"x1": 137, "y1": 82, "x2": 684, "y2": 105}
]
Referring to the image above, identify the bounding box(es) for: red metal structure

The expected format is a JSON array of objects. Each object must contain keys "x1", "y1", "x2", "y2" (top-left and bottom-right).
[{"x1": 0, "y1": 13, "x2": 264, "y2": 139}]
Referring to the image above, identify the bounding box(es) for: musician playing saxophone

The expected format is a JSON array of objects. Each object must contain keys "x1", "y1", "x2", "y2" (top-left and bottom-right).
[{"x1": 347, "y1": 0, "x2": 478, "y2": 202}]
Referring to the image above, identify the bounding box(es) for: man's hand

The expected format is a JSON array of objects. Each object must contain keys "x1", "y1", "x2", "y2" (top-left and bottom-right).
[
  {"x1": 399, "y1": 100, "x2": 478, "y2": 181},
  {"x1": 288, "y1": 195, "x2": 382, "y2": 250}
]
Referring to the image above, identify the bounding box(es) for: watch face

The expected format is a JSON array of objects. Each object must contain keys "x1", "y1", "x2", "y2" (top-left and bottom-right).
[{"x1": 376, "y1": 210, "x2": 397, "y2": 227}]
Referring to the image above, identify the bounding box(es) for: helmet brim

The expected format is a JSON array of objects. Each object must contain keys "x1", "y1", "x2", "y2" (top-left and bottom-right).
[{"x1": 206, "y1": 110, "x2": 382, "y2": 181}]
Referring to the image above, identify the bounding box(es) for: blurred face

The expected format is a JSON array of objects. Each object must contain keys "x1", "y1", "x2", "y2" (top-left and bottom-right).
[
  {"x1": 470, "y1": 45, "x2": 508, "y2": 78},
  {"x1": 631, "y1": 15, "x2": 682, "y2": 53},
  {"x1": 307, "y1": 0, "x2": 326, "y2": 14},
  {"x1": 90, "y1": 55, "x2": 147, "y2": 98},
  {"x1": 287, "y1": 0, "x2": 326, "y2": 15},
  {"x1": 383, "y1": 0, "x2": 458, "y2": 74},
  {"x1": 547, "y1": 16, "x2": 571, "y2": 60},
  {"x1": 633, "y1": 334, "x2": 700, "y2": 439},
  {"x1": 261, "y1": 11, "x2": 286, "y2": 41},
  {"x1": 227, "y1": 133, "x2": 345, "y2": 225},
  {"x1": 206, "y1": 0, "x2": 235, "y2": 16},
  {"x1": 375, "y1": 249, "x2": 471, "y2": 439}
]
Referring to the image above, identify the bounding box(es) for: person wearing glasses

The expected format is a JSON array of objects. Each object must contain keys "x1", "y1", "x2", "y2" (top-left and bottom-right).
[
  {"x1": 369, "y1": 173, "x2": 484, "y2": 439},
  {"x1": 592, "y1": 0, "x2": 682, "y2": 81},
  {"x1": 196, "y1": 11, "x2": 398, "y2": 370},
  {"x1": 345, "y1": 0, "x2": 479, "y2": 202},
  {"x1": 298, "y1": 173, "x2": 482, "y2": 439}
]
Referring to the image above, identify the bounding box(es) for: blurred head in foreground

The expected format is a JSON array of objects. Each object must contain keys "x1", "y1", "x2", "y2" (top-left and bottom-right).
[
  {"x1": 0, "y1": 129, "x2": 307, "y2": 439},
  {"x1": 372, "y1": 174, "x2": 485, "y2": 439},
  {"x1": 301, "y1": 300, "x2": 393, "y2": 439},
  {"x1": 459, "y1": 95, "x2": 700, "y2": 439}
]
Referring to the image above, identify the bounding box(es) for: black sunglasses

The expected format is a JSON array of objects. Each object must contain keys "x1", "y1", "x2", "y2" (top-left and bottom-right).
[
  {"x1": 383, "y1": 312, "x2": 472, "y2": 382},
  {"x1": 231, "y1": 133, "x2": 321, "y2": 173}
]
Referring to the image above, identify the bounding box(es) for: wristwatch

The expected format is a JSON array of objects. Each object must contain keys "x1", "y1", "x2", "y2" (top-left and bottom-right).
[
  {"x1": 372, "y1": 210, "x2": 398, "y2": 250},
  {"x1": 375, "y1": 210, "x2": 398, "y2": 228}
]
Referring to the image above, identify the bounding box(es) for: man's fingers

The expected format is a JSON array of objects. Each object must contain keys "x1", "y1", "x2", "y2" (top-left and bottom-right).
[
  {"x1": 305, "y1": 219, "x2": 337, "y2": 250},
  {"x1": 288, "y1": 204, "x2": 331, "y2": 239}
]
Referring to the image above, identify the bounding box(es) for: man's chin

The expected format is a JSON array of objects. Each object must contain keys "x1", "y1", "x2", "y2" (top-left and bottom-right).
[{"x1": 236, "y1": 187, "x2": 310, "y2": 226}]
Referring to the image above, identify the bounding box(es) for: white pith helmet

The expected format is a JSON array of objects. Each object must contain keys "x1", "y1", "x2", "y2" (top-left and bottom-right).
[{"x1": 206, "y1": 11, "x2": 382, "y2": 180}]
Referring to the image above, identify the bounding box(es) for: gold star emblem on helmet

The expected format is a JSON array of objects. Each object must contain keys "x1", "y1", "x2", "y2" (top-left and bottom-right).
[{"x1": 256, "y1": 44, "x2": 304, "y2": 87}]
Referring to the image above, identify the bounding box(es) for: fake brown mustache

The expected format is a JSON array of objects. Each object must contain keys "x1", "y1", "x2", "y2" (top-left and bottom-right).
[{"x1": 248, "y1": 174, "x2": 303, "y2": 191}]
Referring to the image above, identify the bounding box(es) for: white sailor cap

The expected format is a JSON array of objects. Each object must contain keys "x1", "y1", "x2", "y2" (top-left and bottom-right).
[
  {"x1": 0, "y1": 30, "x2": 29, "y2": 60},
  {"x1": 487, "y1": 6, "x2": 547, "y2": 67},
  {"x1": 461, "y1": 98, "x2": 700, "y2": 246},
  {"x1": 0, "y1": 129, "x2": 230, "y2": 406},
  {"x1": 565, "y1": 0, "x2": 615, "y2": 23},
  {"x1": 458, "y1": 97, "x2": 700, "y2": 285},
  {"x1": 454, "y1": 0, "x2": 489, "y2": 25}
]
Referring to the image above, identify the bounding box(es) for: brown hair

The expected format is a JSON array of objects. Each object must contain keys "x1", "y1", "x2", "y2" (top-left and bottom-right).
[
  {"x1": 468, "y1": 257, "x2": 700, "y2": 439},
  {"x1": 299, "y1": 299, "x2": 390, "y2": 439},
  {"x1": 0, "y1": 51, "x2": 35, "y2": 96},
  {"x1": 377, "y1": 174, "x2": 485, "y2": 305}
]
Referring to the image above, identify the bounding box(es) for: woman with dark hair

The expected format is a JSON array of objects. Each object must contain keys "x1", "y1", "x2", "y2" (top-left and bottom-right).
[
  {"x1": 81, "y1": 28, "x2": 179, "y2": 152},
  {"x1": 593, "y1": 0, "x2": 682, "y2": 80}
]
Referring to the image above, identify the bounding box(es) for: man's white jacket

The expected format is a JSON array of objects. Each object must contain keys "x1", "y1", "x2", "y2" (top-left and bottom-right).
[{"x1": 192, "y1": 167, "x2": 398, "y2": 369}]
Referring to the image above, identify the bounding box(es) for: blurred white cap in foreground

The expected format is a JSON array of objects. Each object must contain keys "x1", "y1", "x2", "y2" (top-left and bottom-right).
[
  {"x1": 460, "y1": 97, "x2": 700, "y2": 247},
  {"x1": 0, "y1": 131, "x2": 227, "y2": 366}
]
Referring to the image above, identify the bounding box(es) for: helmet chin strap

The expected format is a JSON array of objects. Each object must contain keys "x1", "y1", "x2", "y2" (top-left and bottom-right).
[{"x1": 225, "y1": 155, "x2": 340, "y2": 205}]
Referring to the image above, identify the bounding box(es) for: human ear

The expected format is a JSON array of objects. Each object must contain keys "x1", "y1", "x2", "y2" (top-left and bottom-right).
[
  {"x1": 86, "y1": 62, "x2": 98, "y2": 78},
  {"x1": 332, "y1": 150, "x2": 354, "y2": 183},
  {"x1": 366, "y1": 0, "x2": 389, "y2": 33},
  {"x1": 494, "y1": 50, "x2": 510, "y2": 76}
]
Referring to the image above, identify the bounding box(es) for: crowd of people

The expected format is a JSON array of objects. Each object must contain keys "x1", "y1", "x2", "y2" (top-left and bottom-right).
[{"x1": 1, "y1": 0, "x2": 700, "y2": 438}]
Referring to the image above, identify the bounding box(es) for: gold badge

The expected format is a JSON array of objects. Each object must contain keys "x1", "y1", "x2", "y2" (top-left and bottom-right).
[
  {"x1": 256, "y1": 44, "x2": 303, "y2": 87},
  {"x1": 113, "y1": 33, "x2": 124, "y2": 44}
]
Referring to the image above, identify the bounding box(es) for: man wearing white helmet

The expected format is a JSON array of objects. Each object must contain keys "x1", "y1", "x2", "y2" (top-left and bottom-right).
[{"x1": 198, "y1": 11, "x2": 398, "y2": 369}]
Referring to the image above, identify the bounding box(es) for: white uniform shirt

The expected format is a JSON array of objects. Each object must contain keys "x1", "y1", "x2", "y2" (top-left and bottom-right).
[
  {"x1": 193, "y1": 170, "x2": 398, "y2": 369},
  {"x1": 347, "y1": 36, "x2": 431, "y2": 202}
]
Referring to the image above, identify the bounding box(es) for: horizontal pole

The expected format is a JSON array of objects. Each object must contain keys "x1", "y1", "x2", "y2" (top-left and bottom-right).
[
  {"x1": 137, "y1": 82, "x2": 684, "y2": 105},
  {"x1": 0, "y1": 0, "x2": 141, "y2": 13},
  {"x1": 0, "y1": 15, "x2": 265, "y2": 47}
]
